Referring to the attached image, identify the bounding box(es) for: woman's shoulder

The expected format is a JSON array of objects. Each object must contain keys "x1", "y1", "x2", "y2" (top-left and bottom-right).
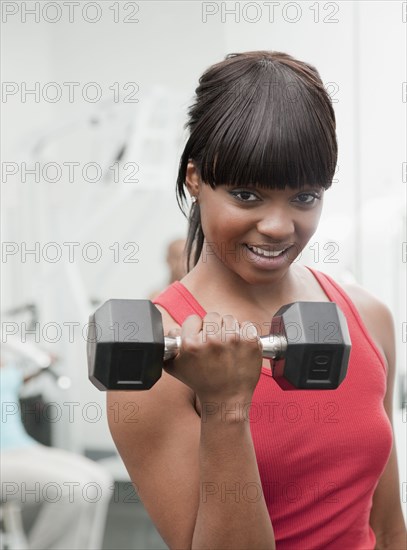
[
  {"x1": 306, "y1": 264, "x2": 393, "y2": 335},
  {"x1": 332, "y1": 277, "x2": 395, "y2": 373},
  {"x1": 339, "y1": 279, "x2": 394, "y2": 334}
]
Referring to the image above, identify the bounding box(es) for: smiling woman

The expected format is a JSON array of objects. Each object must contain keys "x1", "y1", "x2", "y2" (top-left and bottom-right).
[
  {"x1": 107, "y1": 51, "x2": 406, "y2": 550},
  {"x1": 176, "y1": 50, "x2": 337, "y2": 269}
]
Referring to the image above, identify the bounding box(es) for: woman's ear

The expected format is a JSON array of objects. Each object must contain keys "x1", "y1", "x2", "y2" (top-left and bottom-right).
[{"x1": 185, "y1": 161, "x2": 201, "y2": 199}]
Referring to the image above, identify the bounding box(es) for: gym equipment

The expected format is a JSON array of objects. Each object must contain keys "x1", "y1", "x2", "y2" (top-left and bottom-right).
[{"x1": 87, "y1": 300, "x2": 351, "y2": 391}]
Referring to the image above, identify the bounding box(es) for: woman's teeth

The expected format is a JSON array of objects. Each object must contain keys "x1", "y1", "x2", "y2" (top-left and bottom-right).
[{"x1": 246, "y1": 245, "x2": 288, "y2": 258}]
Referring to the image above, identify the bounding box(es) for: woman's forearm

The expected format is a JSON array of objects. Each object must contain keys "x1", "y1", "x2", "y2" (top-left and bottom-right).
[
  {"x1": 191, "y1": 400, "x2": 275, "y2": 550},
  {"x1": 374, "y1": 528, "x2": 407, "y2": 550}
]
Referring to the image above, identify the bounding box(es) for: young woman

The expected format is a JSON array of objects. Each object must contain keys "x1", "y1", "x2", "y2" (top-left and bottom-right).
[{"x1": 107, "y1": 51, "x2": 406, "y2": 549}]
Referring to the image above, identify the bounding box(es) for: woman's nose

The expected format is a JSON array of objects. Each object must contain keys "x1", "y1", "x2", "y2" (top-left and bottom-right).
[{"x1": 256, "y1": 207, "x2": 295, "y2": 241}]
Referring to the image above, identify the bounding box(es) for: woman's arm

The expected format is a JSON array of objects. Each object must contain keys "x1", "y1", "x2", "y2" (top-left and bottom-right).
[
  {"x1": 343, "y1": 283, "x2": 406, "y2": 549},
  {"x1": 108, "y1": 307, "x2": 275, "y2": 550},
  {"x1": 192, "y1": 396, "x2": 274, "y2": 549}
]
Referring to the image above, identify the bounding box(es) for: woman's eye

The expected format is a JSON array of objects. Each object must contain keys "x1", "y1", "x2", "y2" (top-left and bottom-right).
[
  {"x1": 295, "y1": 193, "x2": 321, "y2": 205},
  {"x1": 230, "y1": 190, "x2": 259, "y2": 202}
]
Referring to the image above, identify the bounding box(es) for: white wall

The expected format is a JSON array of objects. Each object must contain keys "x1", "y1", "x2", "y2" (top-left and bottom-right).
[{"x1": 1, "y1": 2, "x2": 405, "y2": 491}]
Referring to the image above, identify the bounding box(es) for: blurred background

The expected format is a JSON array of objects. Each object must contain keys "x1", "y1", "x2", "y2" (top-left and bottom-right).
[{"x1": 1, "y1": 1, "x2": 406, "y2": 548}]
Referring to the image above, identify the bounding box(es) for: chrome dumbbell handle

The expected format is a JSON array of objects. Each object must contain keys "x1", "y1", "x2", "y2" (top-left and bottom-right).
[{"x1": 163, "y1": 334, "x2": 288, "y2": 361}]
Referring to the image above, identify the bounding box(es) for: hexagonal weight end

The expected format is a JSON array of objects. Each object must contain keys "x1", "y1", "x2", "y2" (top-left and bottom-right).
[
  {"x1": 87, "y1": 299, "x2": 165, "y2": 390},
  {"x1": 271, "y1": 302, "x2": 351, "y2": 390}
]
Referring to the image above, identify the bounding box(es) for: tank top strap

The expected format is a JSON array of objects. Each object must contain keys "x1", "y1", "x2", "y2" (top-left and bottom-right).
[
  {"x1": 305, "y1": 266, "x2": 352, "y2": 304},
  {"x1": 152, "y1": 281, "x2": 206, "y2": 326},
  {"x1": 305, "y1": 266, "x2": 387, "y2": 373}
]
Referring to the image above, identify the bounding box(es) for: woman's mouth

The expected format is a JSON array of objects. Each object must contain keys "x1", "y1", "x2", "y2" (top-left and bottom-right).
[
  {"x1": 243, "y1": 244, "x2": 293, "y2": 269},
  {"x1": 245, "y1": 244, "x2": 289, "y2": 257}
]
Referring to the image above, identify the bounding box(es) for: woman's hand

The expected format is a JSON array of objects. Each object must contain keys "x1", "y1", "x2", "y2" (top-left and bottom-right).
[{"x1": 164, "y1": 312, "x2": 263, "y2": 403}]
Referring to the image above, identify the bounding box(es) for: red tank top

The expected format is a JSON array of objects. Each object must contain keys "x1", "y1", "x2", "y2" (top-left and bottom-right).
[{"x1": 153, "y1": 267, "x2": 393, "y2": 549}]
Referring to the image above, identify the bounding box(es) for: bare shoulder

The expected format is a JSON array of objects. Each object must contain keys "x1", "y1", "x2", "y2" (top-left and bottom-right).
[
  {"x1": 340, "y1": 280, "x2": 392, "y2": 319},
  {"x1": 339, "y1": 280, "x2": 395, "y2": 371}
]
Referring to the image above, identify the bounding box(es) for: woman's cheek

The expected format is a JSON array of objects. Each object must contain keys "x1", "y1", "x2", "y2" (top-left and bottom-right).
[{"x1": 292, "y1": 215, "x2": 323, "y2": 258}]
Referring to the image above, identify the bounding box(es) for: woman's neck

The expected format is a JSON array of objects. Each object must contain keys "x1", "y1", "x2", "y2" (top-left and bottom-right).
[{"x1": 180, "y1": 251, "x2": 302, "y2": 315}]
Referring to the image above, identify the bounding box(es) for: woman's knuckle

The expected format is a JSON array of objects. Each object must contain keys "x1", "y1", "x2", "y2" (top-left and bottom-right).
[{"x1": 181, "y1": 335, "x2": 199, "y2": 352}]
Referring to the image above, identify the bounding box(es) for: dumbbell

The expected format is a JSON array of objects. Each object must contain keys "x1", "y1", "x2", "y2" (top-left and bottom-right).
[{"x1": 87, "y1": 300, "x2": 351, "y2": 391}]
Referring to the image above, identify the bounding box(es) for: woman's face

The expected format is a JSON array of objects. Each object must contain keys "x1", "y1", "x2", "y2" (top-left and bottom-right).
[{"x1": 187, "y1": 163, "x2": 324, "y2": 285}]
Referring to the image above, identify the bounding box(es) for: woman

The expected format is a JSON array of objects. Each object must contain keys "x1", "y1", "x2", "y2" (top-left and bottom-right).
[{"x1": 108, "y1": 51, "x2": 406, "y2": 549}]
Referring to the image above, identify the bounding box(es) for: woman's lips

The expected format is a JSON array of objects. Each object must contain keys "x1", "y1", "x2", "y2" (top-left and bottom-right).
[
  {"x1": 243, "y1": 244, "x2": 293, "y2": 269},
  {"x1": 245, "y1": 244, "x2": 290, "y2": 257}
]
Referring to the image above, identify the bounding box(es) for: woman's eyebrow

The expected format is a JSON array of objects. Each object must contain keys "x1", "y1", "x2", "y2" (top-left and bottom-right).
[{"x1": 298, "y1": 184, "x2": 325, "y2": 191}]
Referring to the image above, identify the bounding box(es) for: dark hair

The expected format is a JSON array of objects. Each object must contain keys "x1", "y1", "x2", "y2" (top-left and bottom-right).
[{"x1": 176, "y1": 51, "x2": 338, "y2": 270}]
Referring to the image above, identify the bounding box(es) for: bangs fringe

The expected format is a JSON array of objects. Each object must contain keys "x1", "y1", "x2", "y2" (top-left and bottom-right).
[{"x1": 191, "y1": 63, "x2": 336, "y2": 191}]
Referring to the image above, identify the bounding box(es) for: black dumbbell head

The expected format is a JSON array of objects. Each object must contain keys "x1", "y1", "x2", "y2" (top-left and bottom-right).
[
  {"x1": 87, "y1": 299, "x2": 164, "y2": 390},
  {"x1": 271, "y1": 302, "x2": 351, "y2": 390}
]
